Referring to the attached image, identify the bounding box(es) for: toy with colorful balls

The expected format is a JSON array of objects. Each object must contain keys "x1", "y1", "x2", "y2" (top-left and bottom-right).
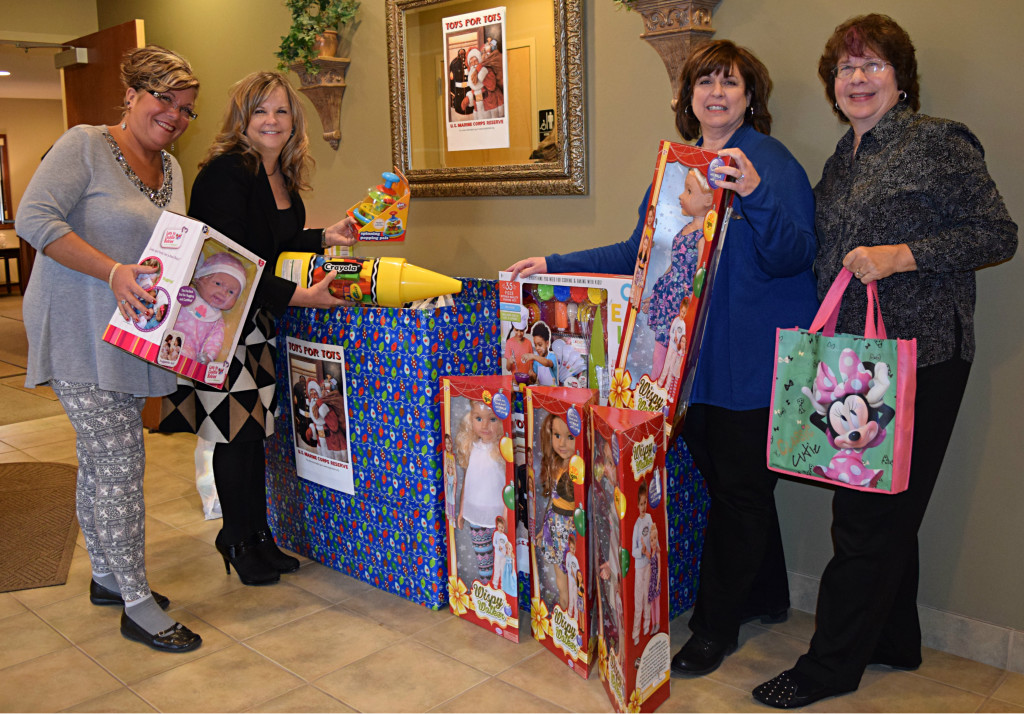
[{"x1": 346, "y1": 169, "x2": 411, "y2": 243}]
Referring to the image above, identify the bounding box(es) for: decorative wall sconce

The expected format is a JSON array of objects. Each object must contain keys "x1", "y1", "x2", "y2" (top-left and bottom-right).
[
  {"x1": 289, "y1": 57, "x2": 350, "y2": 150},
  {"x1": 624, "y1": 0, "x2": 722, "y2": 109}
]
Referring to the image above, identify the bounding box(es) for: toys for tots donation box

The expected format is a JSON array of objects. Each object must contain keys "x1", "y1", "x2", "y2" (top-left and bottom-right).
[
  {"x1": 103, "y1": 211, "x2": 264, "y2": 388},
  {"x1": 441, "y1": 376, "x2": 520, "y2": 641},
  {"x1": 526, "y1": 386, "x2": 597, "y2": 677},
  {"x1": 590, "y1": 406, "x2": 670, "y2": 713}
]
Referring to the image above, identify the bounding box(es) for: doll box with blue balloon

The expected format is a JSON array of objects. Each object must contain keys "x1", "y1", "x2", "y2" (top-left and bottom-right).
[
  {"x1": 525, "y1": 386, "x2": 598, "y2": 678},
  {"x1": 441, "y1": 375, "x2": 521, "y2": 641},
  {"x1": 265, "y1": 279, "x2": 500, "y2": 609},
  {"x1": 590, "y1": 406, "x2": 670, "y2": 713},
  {"x1": 612, "y1": 142, "x2": 736, "y2": 435},
  {"x1": 103, "y1": 210, "x2": 265, "y2": 388},
  {"x1": 497, "y1": 272, "x2": 631, "y2": 403}
]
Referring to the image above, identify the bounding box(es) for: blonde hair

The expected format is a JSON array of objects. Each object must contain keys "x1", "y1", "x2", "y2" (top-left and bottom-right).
[
  {"x1": 687, "y1": 167, "x2": 711, "y2": 193},
  {"x1": 455, "y1": 400, "x2": 503, "y2": 469},
  {"x1": 120, "y1": 45, "x2": 199, "y2": 116},
  {"x1": 539, "y1": 413, "x2": 572, "y2": 498},
  {"x1": 200, "y1": 71, "x2": 313, "y2": 193}
]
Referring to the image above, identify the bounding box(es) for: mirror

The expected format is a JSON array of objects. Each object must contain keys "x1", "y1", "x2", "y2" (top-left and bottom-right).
[
  {"x1": 0, "y1": 135, "x2": 13, "y2": 226},
  {"x1": 385, "y1": 0, "x2": 585, "y2": 197}
]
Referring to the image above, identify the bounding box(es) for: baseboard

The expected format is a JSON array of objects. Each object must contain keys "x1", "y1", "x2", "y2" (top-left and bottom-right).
[{"x1": 788, "y1": 570, "x2": 1024, "y2": 674}]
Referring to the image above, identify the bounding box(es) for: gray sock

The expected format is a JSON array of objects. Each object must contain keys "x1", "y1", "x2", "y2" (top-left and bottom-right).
[
  {"x1": 124, "y1": 595, "x2": 176, "y2": 635},
  {"x1": 93, "y1": 572, "x2": 119, "y2": 592}
]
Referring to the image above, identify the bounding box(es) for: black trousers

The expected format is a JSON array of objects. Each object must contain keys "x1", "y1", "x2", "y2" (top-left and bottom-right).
[
  {"x1": 684, "y1": 404, "x2": 790, "y2": 643},
  {"x1": 213, "y1": 438, "x2": 269, "y2": 543},
  {"x1": 795, "y1": 357, "x2": 971, "y2": 691}
]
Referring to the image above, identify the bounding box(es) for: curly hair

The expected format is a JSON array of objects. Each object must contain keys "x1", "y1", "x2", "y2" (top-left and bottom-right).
[
  {"x1": 675, "y1": 39, "x2": 773, "y2": 141},
  {"x1": 455, "y1": 400, "x2": 503, "y2": 469},
  {"x1": 199, "y1": 71, "x2": 313, "y2": 193},
  {"x1": 538, "y1": 413, "x2": 572, "y2": 498},
  {"x1": 818, "y1": 14, "x2": 920, "y2": 122}
]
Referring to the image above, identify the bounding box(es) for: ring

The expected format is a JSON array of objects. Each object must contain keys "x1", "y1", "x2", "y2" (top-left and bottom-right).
[
  {"x1": 855, "y1": 272, "x2": 862, "y2": 278},
  {"x1": 120, "y1": 299, "x2": 127, "y2": 305},
  {"x1": 740, "y1": 174, "x2": 746, "y2": 180}
]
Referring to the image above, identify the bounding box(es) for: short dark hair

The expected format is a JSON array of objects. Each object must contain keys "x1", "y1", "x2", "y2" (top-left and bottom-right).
[
  {"x1": 675, "y1": 39, "x2": 773, "y2": 141},
  {"x1": 818, "y1": 14, "x2": 920, "y2": 122}
]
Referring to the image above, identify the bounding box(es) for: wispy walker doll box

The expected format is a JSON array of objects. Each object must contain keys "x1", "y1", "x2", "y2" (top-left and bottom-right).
[
  {"x1": 441, "y1": 375, "x2": 520, "y2": 640},
  {"x1": 498, "y1": 272, "x2": 631, "y2": 404},
  {"x1": 103, "y1": 210, "x2": 265, "y2": 388},
  {"x1": 612, "y1": 142, "x2": 735, "y2": 431},
  {"x1": 590, "y1": 406, "x2": 670, "y2": 713},
  {"x1": 526, "y1": 386, "x2": 598, "y2": 678}
]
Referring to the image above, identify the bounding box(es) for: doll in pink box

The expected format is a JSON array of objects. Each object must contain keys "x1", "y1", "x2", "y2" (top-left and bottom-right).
[{"x1": 172, "y1": 250, "x2": 247, "y2": 364}]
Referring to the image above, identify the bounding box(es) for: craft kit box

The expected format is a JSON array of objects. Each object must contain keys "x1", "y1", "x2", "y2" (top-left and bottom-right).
[
  {"x1": 526, "y1": 386, "x2": 598, "y2": 678},
  {"x1": 441, "y1": 375, "x2": 521, "y2": 640},
  {"x1": 590, "y1": 406, "x2": 670, "y2": 713},
  {"x1": 613, "y1": 142, "x2": 735, "y2": 432},
  {"x1": 103, "y1": 210, "x2": 264, "y2": 388},
  {"x1": 497, "y1": 271, "x2": 631, "y2": 404}
]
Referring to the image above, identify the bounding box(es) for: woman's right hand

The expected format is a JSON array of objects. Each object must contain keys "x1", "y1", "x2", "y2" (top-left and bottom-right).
[
  {"x1": 112, "y1": 262, "x2": 158, "y2": 322},
  {"x1": 506, "y1": 256, "x2": 547, "y2": 281},
  {"x1": 291, "y1": 270, "x2": 353, "y2": 309}
]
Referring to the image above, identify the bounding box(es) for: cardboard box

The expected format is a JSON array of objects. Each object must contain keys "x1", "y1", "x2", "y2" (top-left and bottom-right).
[
  {"x1": 590, "y1": 406, "x2": 670, "y2": 713},
  {"x1": 497, "y1": 271, "x2": 631, "y2": 405},
  {"x1": 441, "y1": 375, "x2": 520, "y2": 640},
  {"x1": 613, "y1": 142, "x2": 736, "y2": 431},
  {"x1": 346, "y1": 168, "x2": 411, "y2": 243},
  {"x1": 525, "y1": 386, "x2": 598, "y2": 678},
  {"x1": 102, "y1": 211, "x2": 265, "y2": 388}
]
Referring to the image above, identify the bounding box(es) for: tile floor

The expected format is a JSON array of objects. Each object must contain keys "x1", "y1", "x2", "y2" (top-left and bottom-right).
[{"x1": 2, "y1": 416, "x2": 1023, "y2": 712}]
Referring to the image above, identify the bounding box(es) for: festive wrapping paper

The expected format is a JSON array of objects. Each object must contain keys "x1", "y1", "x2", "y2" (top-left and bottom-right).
[
  {"x1": 664, "y1": 437, "x2": 709, "y2": 619},
  {"x1": 266, "y1": 278, "x2": 500, "y2": 608}
]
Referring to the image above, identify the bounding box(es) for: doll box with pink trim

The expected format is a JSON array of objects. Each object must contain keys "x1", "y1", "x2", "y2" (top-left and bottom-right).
[
  {"x1": 102, "y1": 210, "x2": 265, "y2": 389},
  {"x1": 612, "y1": 142, "x2": 736, "y2": 433},
  {"x1": 497, "y1": 272, "x2": 631, "y2": 403},
  {"x1": 525, "y1": 386, "x2": 598, "y2": 678},
  {"x1": 590, "y1": 406, "x2": 670, "y2": 713},
  {"x1": 440, "y1": 375, "x2": 520, "y2": 641}
]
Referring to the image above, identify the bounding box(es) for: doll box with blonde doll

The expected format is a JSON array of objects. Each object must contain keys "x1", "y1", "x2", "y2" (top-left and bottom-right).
[
  {"x1": 525, "y1": 386, "x2": 598, "y2": 678},
  {"x1": 345, "y1": 168, "x2": 411, "y2": 243},
  {"x1": 497, "y1": 271, "x2": 631, "y2": 404},
  {"x1": 440, "y1": 375, "x2": 520, "y2": 641},
  {"x1": 612, "y1": 142, "x2": 736, "y2": 432},
  {"x1": 103, "y1": 210, "x2": 265, "y2": 389},
  {"x1": 589, "y1": 406, "x2": 670, "y2": 714}
]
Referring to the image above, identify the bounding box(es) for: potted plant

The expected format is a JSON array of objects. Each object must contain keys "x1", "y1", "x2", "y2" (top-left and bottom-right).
[{"x1": 276, "y1": 0, "x2": 360, "y2": 74}]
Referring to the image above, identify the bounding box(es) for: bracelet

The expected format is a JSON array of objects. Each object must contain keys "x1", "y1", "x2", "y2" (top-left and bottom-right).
[
  {"x1": 107, "y1": 262, "x2": 122, "y2": 290},
  {"x1": 321, "y1": 228, "x2": 328, "y2": 249}
]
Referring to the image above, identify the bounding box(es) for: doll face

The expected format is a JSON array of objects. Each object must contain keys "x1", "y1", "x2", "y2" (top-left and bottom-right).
[
  {"x1": 638, "y1": 491, "x2": 648, "y2": 515},
  {"x1": 195, "y1": 272, "x2": 242, "y2": 311},
  {"x1": 678, "y1": 171, "x2": 714, "y2": 219},
  {"x1": 532, "y1": 335, "x2": 550, "y2": 357},
  {"x1": 550, "y1": 416, "x2": 575, "y2": 460},
  {"x1": 496, "y1": 518, "x2": 506, "y2": 533},
  {"x1": 470, "y1": 402, "x2": 501, "y2": 442},
  {"x1": 445, "y1": 434, "x2": 453, "y2": 451},
  {"x1": 567, "y1": 537, "x2": 576, "y2": 554}
]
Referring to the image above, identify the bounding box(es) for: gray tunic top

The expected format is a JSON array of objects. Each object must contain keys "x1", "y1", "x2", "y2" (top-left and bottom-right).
[{"x1": 15, "y1": 124, "x2": 183, "y2": 396}]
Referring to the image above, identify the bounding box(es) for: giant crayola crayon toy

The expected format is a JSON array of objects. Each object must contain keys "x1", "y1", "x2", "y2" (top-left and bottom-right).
[{"x1": 276, "y1": 252, "x2": 462, "y2": 307}]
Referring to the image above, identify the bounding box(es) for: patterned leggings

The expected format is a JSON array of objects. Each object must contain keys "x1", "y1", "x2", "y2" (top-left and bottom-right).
[
  {"x1": 51, "y1": 380, "x2": 152, "y2": 604},
  {"x1": 469, "y1": 525, "x2": 495, "y2": 580}
]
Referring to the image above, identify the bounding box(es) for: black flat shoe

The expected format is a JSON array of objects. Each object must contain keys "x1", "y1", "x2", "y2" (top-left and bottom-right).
[
  {"x1": 119, "y1": 611, "x2": 202, "y2": 653},
  {"x1": 252, "y1": 527, "x2": 300, "y2": 573},
  {"x1": 670, "y1": 634, "x2": 737, "y2": 676},
  {"x1": 215, "y1": 530, "x2": 280, "y2": 586},
  {"x1": 752, "y1": 669, "x2": 845, "y2": 709},
  {"x1": 90, "y1": 580, "x2": 170, "y2": 610}
]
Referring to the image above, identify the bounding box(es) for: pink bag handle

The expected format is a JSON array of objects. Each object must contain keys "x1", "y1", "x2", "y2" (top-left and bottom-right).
[{"x1": 809, "y1": 267, "x2": 887, "y2": 339}]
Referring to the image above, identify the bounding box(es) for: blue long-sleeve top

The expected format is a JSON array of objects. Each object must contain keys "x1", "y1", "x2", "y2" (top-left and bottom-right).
[{"x1": 547, "y1": 124, "x2": 820, "y2": 410}]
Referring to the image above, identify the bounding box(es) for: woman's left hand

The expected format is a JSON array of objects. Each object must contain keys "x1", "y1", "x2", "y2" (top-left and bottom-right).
[
  {"x1": 843, "y1": 245, "x2": 917, "y2": 283},
  {"x1": 324, "y1": 216, "x2": 361, "y2": 248},
  {"x1": 715, "y1": 147, "x2": 760, "y2": 197}
]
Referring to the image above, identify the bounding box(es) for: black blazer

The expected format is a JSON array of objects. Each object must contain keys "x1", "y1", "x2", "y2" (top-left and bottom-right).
[{"x1": 188, "y1": 152, "x2": 322, "y2": 321}]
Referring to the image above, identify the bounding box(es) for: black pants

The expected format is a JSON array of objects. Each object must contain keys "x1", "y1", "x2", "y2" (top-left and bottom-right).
[
  {"x1": 213, "y1": 438, "x2": 269, "y2": 543},
  {"x1": 795, "y1": 357, "x2": 971, "y2": 691},
  {"x1": 684, "y1": 404, "x2": 790, "y2": 643}
]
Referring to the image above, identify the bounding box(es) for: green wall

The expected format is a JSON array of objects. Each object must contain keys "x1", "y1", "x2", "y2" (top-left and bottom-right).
[{"x1": 62, "y1": 0, "x2": 1024, "y2": 632}]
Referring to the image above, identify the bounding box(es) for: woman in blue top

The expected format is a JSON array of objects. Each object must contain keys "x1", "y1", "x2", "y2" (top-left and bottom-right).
[{"x1": 508, "y1": 40, "x2": 819, "y2": 675}]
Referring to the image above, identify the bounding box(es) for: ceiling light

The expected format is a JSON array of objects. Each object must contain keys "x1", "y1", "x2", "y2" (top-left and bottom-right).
[{"x1": 0, "y1": 71, "x2": 11, "y2": 77}]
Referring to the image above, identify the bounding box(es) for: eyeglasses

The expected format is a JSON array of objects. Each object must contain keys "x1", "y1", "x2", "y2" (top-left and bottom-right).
[
  {"x1": 832, "y1": 60, "x2": 893, "y2": 80},
  {"x1": 146, "y1": 90, "x2": 198, "y2": 121}
]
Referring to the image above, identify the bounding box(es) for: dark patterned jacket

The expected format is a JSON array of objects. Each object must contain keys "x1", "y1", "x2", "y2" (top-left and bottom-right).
[{"x1": 814, "y1": 105, "x2": 1017, "y2": 366}]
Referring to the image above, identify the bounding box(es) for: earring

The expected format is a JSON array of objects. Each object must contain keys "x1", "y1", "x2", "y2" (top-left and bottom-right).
[
  {"x1": 748, "y1": 105, "x2": 754, "y2": 116},
  {"x1": 834, "y1": 101, "x2": 840, "y2": 111},
  {"x1": 898, "y1": 90, "x2": 908, "y2": 102},
  {"x1": 121, "y1": 121, "x2": 126, "y2": 130},
  {"x1": 683, "y1": 105, "x2": 691, "y2": 116},
  {"x1": 290, "y1": 127, "x2": 296, "y2": 137}
]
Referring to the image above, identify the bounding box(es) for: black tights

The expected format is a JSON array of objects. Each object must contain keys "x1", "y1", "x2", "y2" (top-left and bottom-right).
[{"x1": 212, "y1": 439, "x2": 268, "y2": 543}]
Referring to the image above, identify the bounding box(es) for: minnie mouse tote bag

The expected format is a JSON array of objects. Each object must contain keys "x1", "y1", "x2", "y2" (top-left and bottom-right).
[{"x1": 766, "y1": 268, "x2": 916, "y2": 494}]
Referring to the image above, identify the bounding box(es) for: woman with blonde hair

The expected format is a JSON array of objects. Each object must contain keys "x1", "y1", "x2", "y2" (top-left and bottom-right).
[
  {"x1": 16, "y1": 45, "x2": 202, "y2": 652},
  {"x1": 163, "y1": 71, "x2": 359, "y2": 585}
]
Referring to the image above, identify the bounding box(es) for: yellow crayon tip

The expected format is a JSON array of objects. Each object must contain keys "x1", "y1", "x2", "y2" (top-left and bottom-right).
[{"x1": 372, "y1": 258, "x2": 462, "y2": 307}]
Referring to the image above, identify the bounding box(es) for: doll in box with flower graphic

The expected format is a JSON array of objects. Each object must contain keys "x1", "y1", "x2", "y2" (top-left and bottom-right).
[
  {"x1": 456, "y1": 399, "x2": 507, "y2": 581},
  {"x1": 171, "y1": 249, "x2": 248, "y2": 365}
]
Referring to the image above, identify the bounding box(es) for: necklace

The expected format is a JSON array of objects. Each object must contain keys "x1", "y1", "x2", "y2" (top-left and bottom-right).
[{"x1": 103, "y1": 130, "x2": 174, "y2": 208}]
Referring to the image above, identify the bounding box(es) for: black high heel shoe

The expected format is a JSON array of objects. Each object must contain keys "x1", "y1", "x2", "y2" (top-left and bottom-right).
[
  {"x1": 214, "y1": 530, "x2": 279, "y2": 586},
  {"x1": 252, "y1": 527, "x2": 300, "y2": 573}
]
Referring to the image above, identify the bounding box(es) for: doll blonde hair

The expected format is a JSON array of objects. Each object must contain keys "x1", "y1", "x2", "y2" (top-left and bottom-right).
[
  {"x1": 539, "y1": 413, "x2": 572, "y2": 498},
  {"x1": 455, "y1": 400, "x2": 503, "y2": 469}
]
